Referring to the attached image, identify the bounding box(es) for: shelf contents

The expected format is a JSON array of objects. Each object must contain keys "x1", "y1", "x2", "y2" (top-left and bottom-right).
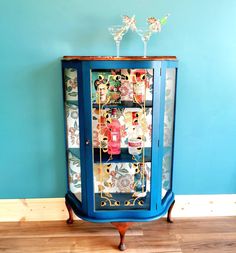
[
  {"x1": 94, "y1": 162, "x2": 151, "y2": 210},
  {"x1": 128, "y1": 112, "x2": 143, "y2": 156},
  {"x1": 92, "y1": 108, "x2": 152, "y2": 150},
  {"x1": 108, "y1": 109, "x2": 121, "y2": 155},
  {"x1": 92, "y1": 69, "x2": 153, "y2": 106},
  {"x1": 92, "y1": 68, "x2": 153, "y2": 210}
]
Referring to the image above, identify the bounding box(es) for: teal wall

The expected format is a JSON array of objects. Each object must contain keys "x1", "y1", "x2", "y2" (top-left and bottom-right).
[{"x1": 0, "y1": 0, "x2": 236, "y2": 198}]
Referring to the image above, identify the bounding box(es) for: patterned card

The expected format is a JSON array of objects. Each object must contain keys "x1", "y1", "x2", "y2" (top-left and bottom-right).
[
  {"x1": 66, "y1": 104, "x2": 80, "y2": 148},
  {"x1": 64, "y1": 68, "x2": 78, "y2": 101},
  {"x1": 68, "y1": 151, "x2": 81, "y2": 201},
  {"x1": 93, "y1": 162, "x2": 151, "y2": 194}
]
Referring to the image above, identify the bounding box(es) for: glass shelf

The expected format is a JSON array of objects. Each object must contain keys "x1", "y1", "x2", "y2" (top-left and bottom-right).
[
  {"x1": 68, "y1": 148, "x2": 80, "y2": 158},
  {"x1": 65, "y1": 100, "x2": 78, "y2": 106},
  {"x1": 92, "y1": 100, "x2": 153, "y2": 109},
  {"x1": 93, "y1": 147, "x2": 151, "y2": 163}
]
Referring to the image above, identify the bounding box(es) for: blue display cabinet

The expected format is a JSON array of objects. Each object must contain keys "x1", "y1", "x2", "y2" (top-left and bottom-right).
[{"x1": 61, "y1": 56, "x2": 178, "y2": 250}]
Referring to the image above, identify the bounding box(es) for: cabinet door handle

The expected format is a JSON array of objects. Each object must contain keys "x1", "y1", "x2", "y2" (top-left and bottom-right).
[{"x1": 85, "y1": 139, "x2": 90, "y2": 145}]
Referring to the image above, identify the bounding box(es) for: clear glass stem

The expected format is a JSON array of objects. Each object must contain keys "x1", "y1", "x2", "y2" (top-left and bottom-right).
[
  {"x1": 115, "y1": 40, "x2": 120, "y2": 57},
  {"x1": 143, "y1": 40, "x2": 147, "y2": 58}
]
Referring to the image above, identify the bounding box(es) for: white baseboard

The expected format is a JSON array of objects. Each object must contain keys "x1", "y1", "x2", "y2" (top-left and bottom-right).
[
  {"x1": 173, "y1": 194, "x2": 236, "y2": 217},
  {"x1": 0, "y1": 195, "x2": 235, "y2": 222}
]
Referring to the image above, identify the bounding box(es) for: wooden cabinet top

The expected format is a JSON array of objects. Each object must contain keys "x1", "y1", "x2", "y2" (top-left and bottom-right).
[{"x1": 62, "y1": 56, "x2": 177, "y2": 61}]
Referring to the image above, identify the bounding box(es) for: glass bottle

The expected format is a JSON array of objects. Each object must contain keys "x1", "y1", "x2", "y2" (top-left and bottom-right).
[
  {"x1": 132, "y1": 69, "x2": 146, "y2": 103},
  {"x1": 133, "y1": 163, "x2": 147, "y2": 198},
  {"x1": 128, "y1": 112, "x2": 142, "y2": 156},
  {"x1": 108, "y1": 109, "x2": 121, "y2": 155}
]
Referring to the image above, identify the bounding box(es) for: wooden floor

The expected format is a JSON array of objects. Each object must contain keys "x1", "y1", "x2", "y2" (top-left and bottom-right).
[{"x1": 0, "y1": 217, "x2": 236, "y2": 252}]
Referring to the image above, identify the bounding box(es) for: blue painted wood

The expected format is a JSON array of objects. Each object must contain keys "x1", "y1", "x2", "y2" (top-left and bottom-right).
[
  {"x1": 76, "y1": 61, "x2": 88, "y2": 213},
  {"x1": 62, "y1": 58, "x2": 178, "y2": 222},
  {"x1": 65, "y1": 190, "x2": 175, "y2": 222},
  {"x1": 61, "y1": 63, "x2": 70, "y2": 193},
  {"x1": 168, "y1": 65, "x2": 179, "y2": 198},
  {"x1": 150, "y1": 61, "x2": 161, "y2": 212}
]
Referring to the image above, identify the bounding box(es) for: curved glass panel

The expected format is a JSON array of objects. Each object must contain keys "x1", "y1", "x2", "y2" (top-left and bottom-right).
[
  {"x1": 162, "y1": 68, "x2": 176, "y2": 198},
  {"x1": 64, "y1": 68, "x2": 82, "y2": 202}
]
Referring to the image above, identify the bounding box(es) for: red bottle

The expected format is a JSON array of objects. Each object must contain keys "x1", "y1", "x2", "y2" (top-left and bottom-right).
[{"x1": 108, "y1": 109, "x2": 121, "y2": 155}]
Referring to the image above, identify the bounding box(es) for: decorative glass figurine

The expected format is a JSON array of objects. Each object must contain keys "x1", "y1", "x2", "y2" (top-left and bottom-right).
[
  {"x1": 108, "y1": 15, "x2": 137, "y2": 57},
  {"x1": 108, "y1": 25, "x2": 128, "y2": 58},
  {"x1": 136, "y1": 28, "x2": 153, "y2": 58},
  {"x1": 136, "y1": 15, "x2": 170, "y2": 57}
]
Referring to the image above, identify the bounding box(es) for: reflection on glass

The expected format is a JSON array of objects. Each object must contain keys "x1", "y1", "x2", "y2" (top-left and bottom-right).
[
  {"x1": 91, "y1": 69, "x2": 153, "y2": 210},
  {"x1": 162, "y1": 154, "x2": 172, "y2": 198},
  {"x1": 68, "y1": 152, "x2": 81, "y2": 201},
  {"x1": 64, "y1": 68, "x2": 82, "y2": 201},
  {"x1": 164, "y1": 69, "x2": 176, "y2": 148},
  {"x1": 64, "y1": 68, "x2": 78, "y2": 101},
  {"x1": 66, "y1": 104, "x2": 80, "y2": 148},
  {"x1": 162, "y1": 68, "x2": 176, "y2": 198}
]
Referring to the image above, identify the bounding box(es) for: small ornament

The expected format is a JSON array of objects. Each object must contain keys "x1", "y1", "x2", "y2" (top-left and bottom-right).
[
  {"x1": 147, "y1": 14, "x2": 170, "y2": 33},
  {"x1": 122, "y1": 15, "x2": 137, "y2": 31},
  {"x1": 147, "y1": 17, "x2": 161, "y2": 32},
  {"x1": 108, "y1": 15, "x2": 137, "y2": 57}
]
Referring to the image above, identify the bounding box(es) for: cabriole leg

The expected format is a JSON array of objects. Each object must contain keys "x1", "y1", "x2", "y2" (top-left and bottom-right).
[
  {"x1": 65, "y1": 200, "x2": 74, "y2": 224},
  {"x1": 111, "y1": 222, "x2": 133, "y2": 251},
  {"x1": 167, "y1": 200, "x2": 175, "y2": 223}
]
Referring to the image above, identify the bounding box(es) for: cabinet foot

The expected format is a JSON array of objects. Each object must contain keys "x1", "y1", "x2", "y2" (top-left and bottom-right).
[
  {"x1": 111, "y1": 222, "x2": 133, "y2": 251},
  {"x1": 65, "y1": 200, "x2": 74, "y2": 224},
  {"x1": 167, "y1": 200, "x2": 175, "y2": 223}
]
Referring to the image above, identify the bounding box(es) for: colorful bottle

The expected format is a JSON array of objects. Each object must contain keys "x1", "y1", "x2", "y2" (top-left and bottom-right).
[
  {"x1": 131, "y1": 69, "x2": 147, "y2": 103},
  {"x1": 108, "y1": 109, "x2": 121, "y2": 155},
  {"x1": 128, "y1": 112, "x2": 142, "y2": 156}
]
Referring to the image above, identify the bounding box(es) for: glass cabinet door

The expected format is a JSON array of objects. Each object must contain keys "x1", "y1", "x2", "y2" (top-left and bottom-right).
[
  {"x1": 91, "y1": 68, "x2": 153, "y2": 210},
  {"x1": 63, "y1": 68, "x2": 82, "y2": 202},
  {"x1": 162, "y1": 68, "x2": 176, "y2": 199}
]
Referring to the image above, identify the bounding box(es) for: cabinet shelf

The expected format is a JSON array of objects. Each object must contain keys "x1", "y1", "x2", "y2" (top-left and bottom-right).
[
  {"x1": 65, "y1": 100, "x2": 78, "y2": 106},
  {"x1": 68, "y1": 148, "x2": 80, "y2": 158},
  {"x1": 68, "y1": 147, "x2": 171, "y2": 161},
  {"x1": 65, "y1": 100, "x2": 153, "y2": 108},
  {"x1": 93, "y1": 147, "x2": 151, "y2": 163},
  {"x1": 92, "y1": 101, "x2": 153, "y2": 109}
]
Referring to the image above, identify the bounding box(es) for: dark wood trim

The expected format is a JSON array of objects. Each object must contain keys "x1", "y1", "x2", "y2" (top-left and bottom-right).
[
  {"x1": 167, "y1": 200, "x2": 175, "y2": 223},
  {"x1": 65, "y1": 200, "x2": 74, "y2": 224},
  {"x1": 62, "y1": 56, "x2": 177, "y2": 61},
  {"x1": 111, "y1": 222, "x2": 133, "y2": 251}
]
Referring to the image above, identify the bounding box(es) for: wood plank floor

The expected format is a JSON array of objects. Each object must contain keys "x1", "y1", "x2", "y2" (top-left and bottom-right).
[{"x1": 0, "y1": 217, "x2": 236, "y2": 252}]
